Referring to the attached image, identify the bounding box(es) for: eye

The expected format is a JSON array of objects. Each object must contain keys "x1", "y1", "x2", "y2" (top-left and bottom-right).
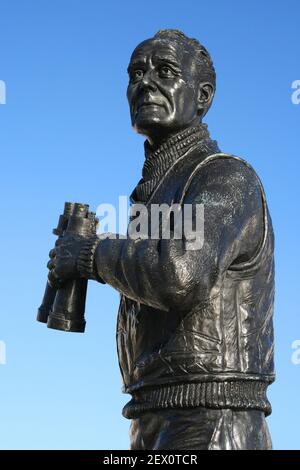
[
  {"x1": 159, "y1": 65, "x2": 174, "y2": 77},
  {"x1": 130, "y1": 69, "x2": 144, "y2": 82}
]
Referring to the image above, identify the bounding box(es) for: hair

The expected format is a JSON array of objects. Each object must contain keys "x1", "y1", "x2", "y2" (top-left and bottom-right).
[{"x1": 153, "y1": 29, "x2": 216, "y2": 88}]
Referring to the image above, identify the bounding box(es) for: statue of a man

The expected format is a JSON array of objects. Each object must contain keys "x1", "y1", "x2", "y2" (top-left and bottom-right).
[{"x1": 47, "y1": 30, "x2": 275, "y2": 450}]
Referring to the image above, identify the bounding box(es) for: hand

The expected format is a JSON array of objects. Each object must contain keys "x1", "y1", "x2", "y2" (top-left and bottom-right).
[{"x1": 47, "y1": 235, "x2": 86, "y2": 288}]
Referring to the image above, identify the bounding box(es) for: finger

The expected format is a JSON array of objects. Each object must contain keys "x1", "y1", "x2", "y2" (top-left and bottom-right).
[
  {"x1": 48, "y1": 270, "x2": 59, "y2": 288},
  {"x1": 51, "y1": 268, "x2": 60, "y2": 280},
  {"x1": 48, "y1": 269, "x2": 64, "y2": 289},
  {"x1": 47, "y1": 259, "x2": 55, "y2": 270},
  {"x1": 48, "y1": 248, "x2": 56, "y2": 258}
]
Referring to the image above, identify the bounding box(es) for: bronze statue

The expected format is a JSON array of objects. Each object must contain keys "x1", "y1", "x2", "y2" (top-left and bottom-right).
[{"x1": 38, "y1": 29, "x2": 275, "y2": 450}]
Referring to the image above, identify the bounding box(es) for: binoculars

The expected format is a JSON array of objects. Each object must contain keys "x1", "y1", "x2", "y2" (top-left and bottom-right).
[{"x1": 37, "y1": 202, "x2": 97, "y2": 333}]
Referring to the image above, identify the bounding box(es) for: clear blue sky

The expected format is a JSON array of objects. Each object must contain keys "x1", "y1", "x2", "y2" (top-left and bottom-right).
[{"x1": 0, "y1": 0, "x2": 299, "y2": 450}]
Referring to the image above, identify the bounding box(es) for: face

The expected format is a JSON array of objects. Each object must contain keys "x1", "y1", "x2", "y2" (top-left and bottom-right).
[{"x1": 127, "y1": 39, "x2": 207, "y2": 144}]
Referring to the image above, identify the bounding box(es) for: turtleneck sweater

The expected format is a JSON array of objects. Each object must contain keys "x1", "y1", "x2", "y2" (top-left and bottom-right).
[{"x1": 130, "y1": 123, "x2": 220, "y2": 204}]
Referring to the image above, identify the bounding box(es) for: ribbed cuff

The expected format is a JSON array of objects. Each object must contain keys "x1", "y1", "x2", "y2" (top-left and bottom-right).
[{"x1": 77, "y1": 236, "x2": 102, "y2": 281}]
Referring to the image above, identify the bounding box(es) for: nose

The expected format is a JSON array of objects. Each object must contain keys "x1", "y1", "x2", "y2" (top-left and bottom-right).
[{"x1": 140, "y1": 70, "x2": 157, "y2": 92}]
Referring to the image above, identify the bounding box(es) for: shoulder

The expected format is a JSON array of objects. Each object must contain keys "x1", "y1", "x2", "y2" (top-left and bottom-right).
[
  {"x1": 182, "y1": 154, "x2": 264, "y2": 229},
  {"x1": 194, "y1": 153, "x2": 260, "y2": 185},
  {"x1": 182, "y1": 153, "x2": 265, "y2": 262},
  {"x1": 184, "y1": 153, "x2": 262, "y2": 202}
]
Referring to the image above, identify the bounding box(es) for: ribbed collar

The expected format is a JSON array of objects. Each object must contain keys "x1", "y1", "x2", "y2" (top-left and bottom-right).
[
  {"x1": 130, "y1": 123, "x2": 219, "y2": 203},
  {"x1": 142, "y1": 123, "x2": 213, "y2": 181}
]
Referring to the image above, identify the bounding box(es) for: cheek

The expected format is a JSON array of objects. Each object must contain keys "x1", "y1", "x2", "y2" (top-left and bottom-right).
[
  {"x1": 127, "y1": 87, "x2": 137, "y2": 121},
  {"x1": 127, "y1": 85, "x2": 137, "y2": 106},
  {"x1": 126, "y1": 87, "x2": 133, "y2": 105},
  {"x1": 173, "y1": 84, "x2": 198, "y2": 116}
]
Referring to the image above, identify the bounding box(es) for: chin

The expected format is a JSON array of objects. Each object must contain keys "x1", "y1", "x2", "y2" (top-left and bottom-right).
[{"x1": 134, "y1": 116, "x2": 167, "y2": 134}]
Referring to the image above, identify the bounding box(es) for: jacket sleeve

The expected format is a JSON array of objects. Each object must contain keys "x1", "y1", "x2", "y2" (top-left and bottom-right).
[{"x1": 94, "y1": 158, "x2": 264, "y2": 312}]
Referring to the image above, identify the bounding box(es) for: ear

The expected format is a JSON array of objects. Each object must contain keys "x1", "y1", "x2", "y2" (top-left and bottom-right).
[{"x1": 197, "y1": 82, "x2": 215, "y2": 117}]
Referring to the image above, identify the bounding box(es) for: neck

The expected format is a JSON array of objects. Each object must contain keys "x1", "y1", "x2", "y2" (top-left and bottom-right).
[
  {"x1": 142, "y1": 122, "x2": 215, "y2": 180},
  {"x1": 130, "y1": 121, "x2": 220, "y2": 204},
  {"x1": 143, "y1": 119, "x2": 202, "y2": 147}
]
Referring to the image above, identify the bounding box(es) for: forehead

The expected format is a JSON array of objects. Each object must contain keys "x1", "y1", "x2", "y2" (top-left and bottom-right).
[{"x1": 129, "y1": 39, "x2": 188, "y2": 65}]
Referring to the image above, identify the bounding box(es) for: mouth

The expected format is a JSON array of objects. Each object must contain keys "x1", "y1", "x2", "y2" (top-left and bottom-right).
[{"x1": 138, "y1": 102, "x2": 163, "y2": 109}]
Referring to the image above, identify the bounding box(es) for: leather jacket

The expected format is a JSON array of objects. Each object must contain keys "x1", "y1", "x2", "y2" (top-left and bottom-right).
[{"x1": 94, "y1": 141, "x2": 275, "y2": 419}]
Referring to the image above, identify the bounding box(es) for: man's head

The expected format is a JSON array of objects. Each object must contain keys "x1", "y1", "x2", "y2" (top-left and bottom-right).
[{"x1": 127, "y1": 29, "x2": 216, "y2": 145}]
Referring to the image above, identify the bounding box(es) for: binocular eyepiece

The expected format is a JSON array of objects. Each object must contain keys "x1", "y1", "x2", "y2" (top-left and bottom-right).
[{"x1": 37, "y1": 202, "x2": 97, "y2": 333}]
